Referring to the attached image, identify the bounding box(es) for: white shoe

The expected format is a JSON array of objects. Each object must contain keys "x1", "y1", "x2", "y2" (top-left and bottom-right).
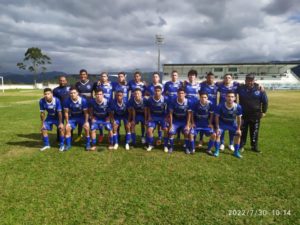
[
  {"x1": 113, "y1": 144, "x2": 119, "y2": 150},
  {"x1": 164, "y1": 146, "x2": 168, "y2": 153},
  {"x1": 146, "y1": 145, "x2": 153, "y2": 151},
  {"x1": 40, "y1": 145, "x2": 50, "y2": 151},
  {"x1": 59, "y1": 145, "x2": 64, "y2": 152},
  {"x1": 141, "y1": 137, "x2": 146, "y2": 144},
  {"x1": 229, "y1": 144, "x2": 235, "y2": 151},
  {"x1": 108, "y1": 145, "x2": 114, "y2": 150},
  {"x1": 125, "y1": 144, "x2": 130, "y2": 150},
  {"x1": 220, "y1": 144, "x2": 225, "y2": 151}
]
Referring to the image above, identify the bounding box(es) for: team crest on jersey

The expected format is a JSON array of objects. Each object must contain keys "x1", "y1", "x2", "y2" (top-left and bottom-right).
[
  {"x1": 255, "y1": 90, "x2": 260, "y2": 96},
  {"x1": 87, "y1": 85, "x2": 91, "y2": 89}
]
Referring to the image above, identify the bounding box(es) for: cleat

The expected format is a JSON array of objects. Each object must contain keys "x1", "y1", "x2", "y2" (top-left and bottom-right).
[
  {"x1": 229, "y1": 144, "x2": 235, "y2": 151},
  {"x1": 156, "y1": 139, "x2": 162, "y2": 146},
  {"x1": 85, "y1": 145, "x2": 91, "y2": 151},
  {"x1": 64, "y1": 145, "x2": 71, "y2": 151},
  {"x1": 108, "y1": 145, "x2": 114, "y2": 150},
  {"x1": 74, "y1": 134, "x2": 83, "y2": 143},
  {"x1": 40, "y1": 145, "x2": 50, "y2": 151},
  {"x1": 214, "y1": 149, "x2": 220, "y2": 157},
  {"x1": 206, "y1": 150, "x2": 213, "y2": 156},
  {"x1": 190, "y1": 149, "x2": 195, "y2": 154},
  {"x1": 59, "y1": 145, "x2": 65, "y2": 152},
  {"x1": 90, "y1": 146, "x2": 97, "y2": 151},
  {"x1": 251, "y1": 147, "x2": 261, "y2": 153},
  {"x1": 197, "y1": 143, "x2": 203, "y2": 148},
  {"x1": 146, "y1": 145, "x2": 154, "y2": 151},
  {"x1": 164, "y1": 146, "x2": 169, "y2": 153},
  {"x1": 98, "y1": 134, "x2": 104, "y2": 143},
  {"x1": 125, "y1": 144, "x2": 130, "y2": 150},
  {"x1": 113, "y1": 144, "x2": 119, "y2": 150},
  {"x1": 234, "y1": 150, "x2": 243, "y2": 159},
  {"x1": 168, "y1": 148, "x2": 173, "y2": 153},
  {"x1": 141, "y1": 137, "x2": 146, "y2": 144},
  {"x1": 220, "y1": 144, "x2": 225, "y2": 151},
  {"x1": 185, "y1": 149, "x2": 190, "y2": 154}
]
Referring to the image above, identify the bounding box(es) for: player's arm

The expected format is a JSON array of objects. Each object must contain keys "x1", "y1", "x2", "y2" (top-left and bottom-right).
[
  {"x1": 236, "y1": 115, "x2": 242, "y2": 136},
  {"x1": 83, "y1": 109, "x2": 89, "y2": 124},
  {"x1": 40, "y1": 111, "x2": 46, "y2": 129},
  {"x1": 261, "y1": 91, "x2": 268, "y2": 118},
  {"x1": 64, "y1": 108, "x2": 69, "y2": 124},
  {"x1": 169, "y1": 110, "x2": 173, "y2": 130},
  {"x1": 109, "y1": 111, "x2": 115, "y2": 124},
  {"x1": 187, "y1": 110, "x2": 192, "y2": 128},
  {"x1": 208, "y1": 112, "x2": 214, "y2": 128}
]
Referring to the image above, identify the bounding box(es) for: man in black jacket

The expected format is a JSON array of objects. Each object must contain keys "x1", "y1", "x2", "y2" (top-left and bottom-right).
[{"x1": 237, "y1": 74, "x2": 268, "y2": 153}]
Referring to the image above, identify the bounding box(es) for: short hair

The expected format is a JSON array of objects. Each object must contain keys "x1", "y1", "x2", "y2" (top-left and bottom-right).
[
  {"x1": 116, "y1": 90, "x2": 124, "y2": 94},
  {"x1": 79, "y1": 69, "x2": 87, "y2": 74},
  {"x1": 224, "y1": 73, "x2": 232, "y2": 78},
  {"x1": 206, "y1": 72, "x2": 214, "y2": 76},
  {"x1": 69, "y1": 86, "x2": 78, "y2": 92},
  {"x1": 43, "y1": 88, "x2": 52, "y2": 93},
  {"x1": 171, "y1": 70, "x2": 178, "y2": 74},
  {"x1": 152, "y1": 72, "x2": 160, "y2": 76},
  {"x1": 177, "y1": 88, "x2": 185, "y2": 93},
  {"x1": 188, "y1": 69, "x2": 198, "y2": 77},
  {"x1": 59, "y1": 75, "x2": 67, "y2": 79},
  {"x1": 118, "y1": 71, "x2": 126, "y2": 76},
  {"x1": 226, "y1": 90, "x2": 235, "y2": 96},
  {"x1": 198, "y1": 91, "x2": 208, "y2": 96},
  {"x1": 154, "y1": 85, "x2": 162, "y2": 91},
  {"x1": 134, "y1": 88, "x2": 142, "y2": 93},
  {"x1": 134, "y1": 71, "x2": 141, "y2": 76},
  {"x1": 95, "y1": 89, "x2": 103, "y2": 94}
]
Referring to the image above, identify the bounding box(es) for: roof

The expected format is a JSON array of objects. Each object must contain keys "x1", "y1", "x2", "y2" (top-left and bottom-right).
[{"x1": 163, "y1": 61, "x2": 300, "y2": 66}]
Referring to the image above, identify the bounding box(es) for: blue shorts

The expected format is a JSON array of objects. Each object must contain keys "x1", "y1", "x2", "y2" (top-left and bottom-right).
[
  {"x1": 68, "y1": 117, "x2": 86, "y2": 130},
  {"x1": 169, "y1": 121, "x2": 189, "y2": 135},
  {"x1": 135, "y1": 114, "x2": 144, "y2": 124},
  {"x1": 192, "y1": 127, "x2": 214, "y2": 136},
  {"x1": 219, "y1": 123, "x2": 238, "y2": 136},
  {"x1": 114, "y1": 116, "x2": 128, "y2": 126},
  {"x1": 42, "y1": 118, "x2": 60, "y2": 131},
  {"x1": 147, "y1": 117, "x2": 167, "y2": 129},
  {"x1": 91, "y1": 119, "x2": 112, "y2": 131}
]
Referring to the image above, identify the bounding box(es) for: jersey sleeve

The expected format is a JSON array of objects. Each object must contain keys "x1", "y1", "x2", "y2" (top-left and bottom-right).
[
  {"x1": 187, "y1": 99, "x2": 193, "y2": 111},
  {"x1": 237, "y1": 104, "x2": 243, "y2": 116},
  {"x1": 56, "y1": 98, "x2": 62, "y2": 112},
  {"x1": 39, "y1": 99, "x2": 45, "y2": 112},
  {"x1": 127, "y1": 98, "x2": 133, "y2": 109},
  {"x1": 214, "y1": 104, "x2": 221, "y2": 116},
  {"x1": 82, "y1": 98, "x2": 88, "y2": 110},
  {"x1": 144, "y1": 98, "x2": 149, "y2": 108}
]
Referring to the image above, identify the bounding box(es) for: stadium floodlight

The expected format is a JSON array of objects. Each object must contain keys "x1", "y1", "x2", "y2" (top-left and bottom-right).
[
  {"x1": 0, "y1": 76, "x2": 4, "y2": 93},
  {"x1": 155, "y1": 34, "x2": 164, "y2": 73}
]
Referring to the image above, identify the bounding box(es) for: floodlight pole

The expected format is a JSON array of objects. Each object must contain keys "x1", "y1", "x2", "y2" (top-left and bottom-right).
[
  {"x1": 155, "y1": 34, "x2": 164, "y2": 73},
  {"x1": 0, "y1": 76, "x2": 3, "y2": 93}
]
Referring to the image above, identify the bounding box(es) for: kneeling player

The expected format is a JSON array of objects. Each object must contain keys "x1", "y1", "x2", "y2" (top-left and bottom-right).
[
  {"x1": 214, "y1": 91, "x2": 243, "y2": 158},
  {"x1": 39, "y1": 88, "x2": 64, "y2": 151},
  {"x1": 89, "y1": 89, "x2": 113, "y2": 150},
  {"x1": 64, "y1": 87, "x2": 91, "y2": 150},
  {"x1": 190, "y1": 92, "x2": 216, "y2": 155},
  {"x1": 168, "y1": 88, "x2": 192, "y2": 154},
  {"x1": 109, "y1": 90, "x2": 130, "y2": 150}
]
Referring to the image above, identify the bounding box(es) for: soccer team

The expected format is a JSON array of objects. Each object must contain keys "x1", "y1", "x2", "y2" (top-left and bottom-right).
[{"x1": 39, "y1": 69, "x2": 268, "y2": 159}]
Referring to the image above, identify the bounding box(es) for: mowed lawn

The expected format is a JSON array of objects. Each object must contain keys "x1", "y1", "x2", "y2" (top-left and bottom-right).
[{"x1": 0, "y1": 89, "x2": 299, "y2": 225}]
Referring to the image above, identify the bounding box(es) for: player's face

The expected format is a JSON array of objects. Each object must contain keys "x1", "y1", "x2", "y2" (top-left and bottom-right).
[
  {"x1": 80, "y1": 72, "x2": 88, "y2": 81},
  {"x1": 226, "y1": 93, "x2": 235, "y2": 104},
  {"x1": 171, "y1": 72, "x2": 178, "y2": 82},
  {"x1": 59, "y1": 77, "x2": 67, "y2": 86},
  {"x1": 177, "y1": 91, "x2": 185, "y2": 101},
  {"x1": 95, "y1": 92, "x2": 104, "y2": 101},
  {"x1": 70, "y1": 90, "x2": 78, "y2": 100},
  {"x1": 188, "y1": 74, "x2": 196, "y2": 82},
  {"x1": 154, "y1": 88, "x2": 162, "y2": 97},
  {"x1": 101, "y1": 73, "x2": 108, "y2": 83},
  {"x1": 118, "y1": 74, "x2": 125, "y2": 83},
  {"x1": 224, "y1": 75, "x2": 232, "y2": 84},
  {"x1": 44, "y1": 91, "x2": 53, "y2": 101},
  {"x1": 135, "y1": 90, "x2": 142, "y2": 100},
  {"x1": 152, "y1": 74, "x2": 160, "y2": 83},
  {"x1": 200, "y1": 94, "x2": 208, "y2": 104},
  {"x1": 116, "y1": 93, "x2": 123, "y2": 101},
  {"x1": 206, "y1": 75, "x2": 214, "y2": 84},
  {"x1": 245, "y1": 78, "x2": 255, "y2": 87},
  {"x1": 134, "y1": 74, "x2": 141, "y2": 82}
]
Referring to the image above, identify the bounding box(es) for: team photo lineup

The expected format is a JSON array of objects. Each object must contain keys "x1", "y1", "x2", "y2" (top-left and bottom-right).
[{"x1": 39, "y1": 69, "x2": 268, "y2": 159}]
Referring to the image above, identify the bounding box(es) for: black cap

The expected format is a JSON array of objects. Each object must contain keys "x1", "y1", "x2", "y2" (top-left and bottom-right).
[{"x1": 246, "y1": 74, "x2": 255, "y2": 80}]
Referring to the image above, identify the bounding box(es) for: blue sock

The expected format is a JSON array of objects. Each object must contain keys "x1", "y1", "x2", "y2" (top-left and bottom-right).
[
  {"x1": 43, "y1": 136, "x2": 50, "y2": 146},
  {"x1": 229, "y1": 133, "x2": 234, "y2": 145},
  {"x1": 59, "y1": 136, "x2": 64, "y2": 146},
  {"x1": 184, "y1": 139, "x2": 189, "y2": 148},
  {"x1": 208, "y1": 140, "x2": 214, "y2": 150},
  {"x1": 131, "y1": 133, "x2": 136, "y2": 145},
  {"x1": 148, "y1": 136, "x2": 154, "y2": 146},
  {"x1": 215, "y1": 141, "x2": 220, "y2": 150},
  {"x1": 109, "y1": 136, "x2": 113, "y2": 145},
  {"x1": 99, "y1": 127, "x2": 103, "y2": 136},
  {"x1": 234, "y1": 144, "x2": 240, "y2": 152},
  {"x1": 141, "y1": 126, "x2": 145, "y2": 138},
  {"x1": 190, "y1": 140, "x2": 195, "y2": 151},
  {"x1": 86, "y1": 136, "x2": 91, "y2": 147},
  {"x1": 158, "y1": 130, "x2": 162, "y2": 139},
  {"x1": 169, "y1": 138, "x2": 174, "y2": 149},
  {"x1": 113, "y1": 134, "x2": 118, "y2": 144},
  {"x1": 125, "y1": 133, "x2": 131, "y2": 144},
  {"x1": 92, "y1": 138, "x2": 96, "y2": 145},
  {"x1": 66, "y1": 137, "x2": 71, "y2": 147},
  {"x1": 164, "y1": 137, "x2": 168, "y2": 147}
]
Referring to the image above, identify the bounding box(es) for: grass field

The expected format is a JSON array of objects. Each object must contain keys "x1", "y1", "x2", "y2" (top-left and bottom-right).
[{"x1": 0, "y1": 89, "x2": 299, "y2": 225}]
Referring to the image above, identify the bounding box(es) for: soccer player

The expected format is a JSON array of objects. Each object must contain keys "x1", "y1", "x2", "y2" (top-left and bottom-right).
[
  {"x1": 184, "y1": 69, "x2": 201, "y2": 101},
  {"x1": 89, "y1": 89, "x2": 114, "y2": 151},
  {"x1": 39, "y1": 88, "x2": 64, "y2": 151},
  {"x1": 168, "y1": 88, "x2": 192, "y2": 154},
  {"x1": 109, "y1": 90, "x2": 130, "y2": 150},
  {"x1": 190, "y1": 92, "x2": 216, "y2": 155},
  {"x1": 93, "y1": 72, "x2": 113, "y2": 101},
  {"x1": 112, "y1": 72, "x2": 130, "y2": 102},
  {"x1": 127, "y1": 88, "x2": 146, "y2": 149},
  {"x1": 163, "y1": 70, "x2": 183, "y2": 101},
  {"x1": 64, "y1": 87, "x2": 91, "y2": 151},
  {"x1": 214, "y1": 91, "x2": 243, "y2": 158},
  {"x1": 237, "y1": 74, "x2": 268, "y2": 153},
  {"x1": 144, "y1": 86, "x2": 169, "y2": 152}
]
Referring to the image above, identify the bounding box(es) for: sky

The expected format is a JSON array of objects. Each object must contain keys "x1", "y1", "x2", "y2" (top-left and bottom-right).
[{"x1": 1, "y1": 0, "x2": 300, "y2": 73}]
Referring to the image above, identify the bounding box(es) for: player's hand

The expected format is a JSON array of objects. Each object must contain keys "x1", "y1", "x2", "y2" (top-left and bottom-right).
[
  {"x1": 58, "y1": 123, "x2": 64, "y2": 130},
  {"x1": 208, "y1": 124, "x2": 213, "y2": 129}
]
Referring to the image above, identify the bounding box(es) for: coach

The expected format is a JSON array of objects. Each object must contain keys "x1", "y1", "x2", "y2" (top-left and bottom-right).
[{"x1": 237, "y1": 74, "x2": 268, "y2": 153}]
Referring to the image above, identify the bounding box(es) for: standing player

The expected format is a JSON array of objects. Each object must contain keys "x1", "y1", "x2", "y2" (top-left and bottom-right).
[
  {"x1": 93, "y1": 72, "x2": 113, "y2": 101},
  {"x1": 168, "y1": 88, "x2": 192, "y2": 154},
  {"x1": 144, "y1": 86, "x2": 169, "y2": 152},
  {"x1": 112, "y1": 72, "x2": 130, "y2": 102},
  {"x1": 190, "y1": 92, "x2": 216, "y2": 155},
  {"x1": 214, "y1": 91, "x2": 243, "y2": 158},
  {"x1": 184, "y1": 69, "x2": 201, "y2": 102},
  {"x1": 109, "y1": 90, "x2": 130, "y2": 150},
  {"x1": 89, "y1": 89, "x2": 114, "y2": 151},
  {"x1": 64, "y1": 87, "x2": 91, "y2": 151},
  {"x1": 39, "y1": 88, "x2": 64, "y2": 151}
]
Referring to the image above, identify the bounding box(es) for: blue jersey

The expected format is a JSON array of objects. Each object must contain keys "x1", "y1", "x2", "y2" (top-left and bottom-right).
[
  {"x1": 75, "y1": 80, "x2": 94, "y2": 98},
  {"x1": 39, "y1": 97, "x2": 62, "y2": 119},
  {"x1": 53, "y1": 85, "x2": 70, "y2": 103},
  {"x1": 127, "y1": 97, "x2": 146, "y2": 116},
  {"x1": 110, "y1": 100, "x2": 128, "y2": 118},
  {"x1": 93, "y1": 81, "x2": 113, "y2": 100},
  {"x1": 163, "y1": 80, "x2": 183, "y2": 100},
  {"x1": 146, "y1": 83, "x2": 164, "y2": 96},
  {"x1": 193, "y1": 100, "x2": 214, "y2": 127},
  {"x1": 128, "y1": 80, "x2": 146, "y2": 96},
  {"x1": 112, "y1": 82, "x2": 129, "y2": 102},
  {"x1": 217, "y1": 82, "x2": 239, "y2": 104},
  {"x1": 145, "y1": 96, "x2": 168, "y2": 117},
  {"x1": 168, "y1": 98, "x2": 192, "y2": 121},
  {"x1": 63, "y1": 96, "x2": 88, "y2": 118},
  {"x1": 200, "y1": 82, "x2": 218, "y2": 106},
  {"x1": 215, "y1": 102, "x2": 242, "y2": 126},
  {"x1": 89, "y1": 98, "x2": 111, "y2": 120},
  {"x1": 184, "y1": 81, "x2": 201, "y2": 101}
]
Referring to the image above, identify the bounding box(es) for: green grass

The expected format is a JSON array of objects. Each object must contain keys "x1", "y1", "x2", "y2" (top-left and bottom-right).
[{"x1": 0, "y1": 89, "x2": 299, "y2": 225}]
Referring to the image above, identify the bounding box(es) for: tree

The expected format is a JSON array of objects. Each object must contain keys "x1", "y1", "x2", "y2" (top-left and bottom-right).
[{"x1": 17, "y1": 47, "x2": 51, "y2": 84}]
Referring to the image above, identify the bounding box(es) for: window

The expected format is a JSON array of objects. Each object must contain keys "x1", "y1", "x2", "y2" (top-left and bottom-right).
[
  {"x1": 214, "y1": 68, "x2": 223, "y2": 72},
  {"x1": 228, "y1": 67, "x2": 237, "y2": 72}
]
